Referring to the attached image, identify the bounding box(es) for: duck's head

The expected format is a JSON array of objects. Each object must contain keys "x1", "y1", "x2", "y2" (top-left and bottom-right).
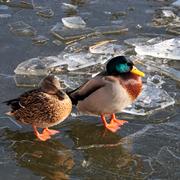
[
  {"x1": 106, "y1": 56, "x2": 145, "y2": 77},
  {"x1": 40, "y1": 75, "x2": 66, "y2": 98}
]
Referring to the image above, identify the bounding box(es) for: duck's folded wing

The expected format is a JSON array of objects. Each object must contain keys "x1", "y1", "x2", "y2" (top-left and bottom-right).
[{"x1": 67, "y1": 77, "x2": 106, "y2": 105}]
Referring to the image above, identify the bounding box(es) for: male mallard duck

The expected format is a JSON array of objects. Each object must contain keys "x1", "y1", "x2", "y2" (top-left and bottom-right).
[
  {"x1": 4, "y1": 75, "x2": 72, "y2": 141},
  {"x1": 67, "y1": 56, "x2": 145, "y2": 133}
]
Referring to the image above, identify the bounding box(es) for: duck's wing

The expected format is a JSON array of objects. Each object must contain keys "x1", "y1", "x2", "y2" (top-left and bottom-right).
[
  {"x1": 67, "y1": 72, "x2": 107, "y2": 105},
  {"x1": 3, "y1": 89, "x2": 39, "y2": 112}
]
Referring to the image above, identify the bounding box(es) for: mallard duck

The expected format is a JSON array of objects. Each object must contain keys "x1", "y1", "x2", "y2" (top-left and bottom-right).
[
  {"x1": 4, "y1": 75, "x2": 72, "y2": 141},
  {"x1": 67, "y1": 56, "x2": 145, "y2": 133}
]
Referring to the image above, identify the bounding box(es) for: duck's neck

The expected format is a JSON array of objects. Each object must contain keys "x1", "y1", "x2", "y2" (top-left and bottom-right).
[{"x1": 119, "y1": 73, "x2": 142, "y2": 100}]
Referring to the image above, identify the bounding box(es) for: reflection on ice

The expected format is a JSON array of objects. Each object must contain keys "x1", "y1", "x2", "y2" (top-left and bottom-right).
[
  {"x1": 0, "y1": 4, "x2": 11, "y2": 18},
  {"x1": 162, "y1": 10, "x2": 176, "y2": 18},
  {"x1": 62, "y1": 52, "x2": 107, "y2": 71},
  {"x1": 14, "y1": 56, "x2": 61, "y2": 75},
  {"x1": 62, "y1": 16, "x2": 86, "y2": 29},
  {"x1": 9, "y1": 21, "x2": 36, "y2": 36},
  {"x1": 35, "y1": 7, "x2": 54, "y2": 18},
  {"x1": 124, "y1": 37, "x2": 152, "y2": 47},
  {"x1": 172, "y1": 0, "x2": 180, "y2": 7},
  {"x1": 135, "y1": 38, "x2": 180, "y2": 60},
  {"x1": 61, "y1": 3, "x2": 77, "y2": 10},
  {"x1": 50, "y1": 22, "x2": 93, "y2": 41},
  {"x1": 51, "y1": 23, "x2": 128, "y2": 42},
  {"x1": 14, "y1": 34, "x2": 176, "y2": 115},
  {"x1": 89, "y1": 40, "x2": 127, "y2": 55},
  {"x1": 147, "y1": 75, "x2": 165, "y2": 87},
  {"x1": 124, "y1": 76, "x2": 175, "y2": 116},
  {"x1": 32, "y1": 35, "x2": 49, "y2": 45},
  {"x1": 15, "y1": 37, "x2": 128, "y2": 76}
]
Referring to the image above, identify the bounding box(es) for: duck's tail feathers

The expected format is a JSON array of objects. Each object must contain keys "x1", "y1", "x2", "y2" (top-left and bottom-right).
[
  {"x1": 2, "y1": 98, "x2": 21, "y2": 112},
  {"x1": 5, "y1": 111, "x2": 14, "y2": 116}
]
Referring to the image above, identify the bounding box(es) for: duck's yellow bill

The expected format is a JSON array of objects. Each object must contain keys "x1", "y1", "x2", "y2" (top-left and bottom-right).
[{"x1": 131, "y1": 66, "x2": 145, "y2": 77}]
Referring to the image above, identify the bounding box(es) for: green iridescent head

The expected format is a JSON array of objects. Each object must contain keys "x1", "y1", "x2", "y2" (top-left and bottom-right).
[{"x1": 106, "y1": 56, "x2": 133, "y2": 75}]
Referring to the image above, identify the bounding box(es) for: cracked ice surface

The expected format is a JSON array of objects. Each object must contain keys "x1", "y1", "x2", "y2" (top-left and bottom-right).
[
  {"x1": 135, "y1": 38, "x2": 180, "y2": 60},
  {"x1": 14, "y1": 36, "x2": 176, "y2": 116},
  {"x1": 124, "y1": 83, "x2": 175, "y2": 116}
]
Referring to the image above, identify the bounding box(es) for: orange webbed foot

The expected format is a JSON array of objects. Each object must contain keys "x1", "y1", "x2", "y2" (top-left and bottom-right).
[
  {"x1": 33, "y1": 125, "x2": 51, "y2": 141},
  {"x1": 36, "y1": 133, "x2": 51, "y2": 141},
  {"x1": 105, "y1": 123, "x2": 120, "y2": 133},
  {"x1": 101, "y1": 114, "x2": 121, "y2": 133},
  {"x1": 110, "y1": 114, "x2": 128, "y2": 127},
  {"x1": 43, "y1": 128, "x2": 60, "y2": 136}
]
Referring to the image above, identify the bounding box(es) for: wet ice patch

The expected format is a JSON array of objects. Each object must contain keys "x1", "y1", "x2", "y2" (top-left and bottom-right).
[
  {"x1": 135, "y1": 38, "x2": 180, "y2": 60},
  {"x1": 89, "y1": 40, "x2": 127, "y2": 55},
  {"x1": 32, "y1": 35, "x2": 49, "y2": 45},
  {"x1": 62, "y1": 16, "x2": 86, "y2": 29},
  {"x1": 61, "y1": 3, "x2": 77, "y2": 10},
  {"x1": 172, "y1": 0, "x2": 180, "y2": 7},
  {"x1": 124, "y1": 75, "x2": 175, "y2": 116},
  {"x1": 14, "y1": 52, "x2": 109, "y2": 76},
  {"x1": 14, "y1": 56, "x2": 61, "y2": 75},
  {"x1": 9, "y1": 21, "x2": 36, "y2": 37},
  {"x1": 0, "y1": 5, "x2": 11, "y2": 18},
  {"x1": 35, "y1": 7, "x2": 54, "y2": 18}
]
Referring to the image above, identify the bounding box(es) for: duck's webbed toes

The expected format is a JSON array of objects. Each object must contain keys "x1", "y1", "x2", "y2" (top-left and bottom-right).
[
  {"x1": 43, "y1": 128, "x2": 60, "y2": 136},
  {"x1": 38, "y1": 134, "x2": 51, "y2": 141},
  {"x1": 105, "y1": 123, "x2": 120, "y2": 133}
]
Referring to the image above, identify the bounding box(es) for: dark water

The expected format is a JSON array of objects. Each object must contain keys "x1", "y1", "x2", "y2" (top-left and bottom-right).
[{"x1": 0, "y1": 0, "x2": 180, "y2": 179}]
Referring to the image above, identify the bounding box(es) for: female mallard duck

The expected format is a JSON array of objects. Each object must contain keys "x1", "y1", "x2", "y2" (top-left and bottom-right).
[
  {"x1": 4, "y1": 75, "x2": 72, "y2": 141},
  {"x1": 67, "y1": 56, "x2": 145, "y2": 133}
]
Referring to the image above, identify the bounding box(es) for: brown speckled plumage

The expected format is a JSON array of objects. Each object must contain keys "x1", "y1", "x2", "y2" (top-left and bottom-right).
[
  {"x1": 12, "y1": 90, "x2": 72, "y2": 128},
  {"x1": 4, "y1": 75, "x2": 72, "y2": 141}
]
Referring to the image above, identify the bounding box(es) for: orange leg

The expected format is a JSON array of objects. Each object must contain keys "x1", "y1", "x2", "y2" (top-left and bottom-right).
[
  {"x1": 42, "y1": 128, "x2": 60, "y2": 136},
  {"x1": 101, "y1": 114, "x2": 120, "y2": 133},
  {"x1": 110, "y1": 113, "x2": 128, "y2": 127},
  {"x1": 32, "y1": 125, "x2": 51, "y2": 141}
]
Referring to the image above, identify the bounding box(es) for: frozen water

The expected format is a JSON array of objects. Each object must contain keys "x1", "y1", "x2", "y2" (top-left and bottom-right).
[
  {"x1": 0, "y1": 4, "x2": 11, "y2": 18},
  {"x1": 32, "y1": 35, "x2": 49, "y2": 45},
  {"x1": 124, "y1": 37, "x2": 152, "y2": 47},
  {"x1": 62, "y1": 16, "x2": 86, "y2": 29},
  {"x1": 89, "y1": 40, "x2": 127, "y2": 55},
  {"x1": 51, "y1": 24, "x2": 128, "y2": 42},
  {"x1": 52, "y1": 39, "x2": 63, "y2": 46},
  {"x1": 50, "y1": 23, "x2": 93, "y2": 41},
  {"x1": 9, "y1": 21, "x2": 36, "y2": 37},
  {"x1": 124, "y1": 78, "x2": 175, "y2": 116},
  {"x1": 162, "y1": 10, "x2": 176, "y2": 18},
  {"x1": 0, "y1": 13, "x2": 11, "y2": 18},
  {"x1": 14, "y1": 52, "x2": 110, "y2": 76},
  {"x1": 0, "y1": 1, "x2": 33, "y2": 9},
  {"x1": 151, "y1": 7, "x2": 180, "y2": 28},
  {"x1": 135, "y1": 38, "x2": 180, "y2": 60},
  {"x1": 147, "y1": 75, "x2": 165, "y2": 87},
  {"x1": 35, "y1": 7, "x2": 54, "y2": 18},
  {"x1": 14, "y1": 56, "x2": 61, "y2": 75},
  {"x1": 62, "y1": 52, "x2": 108, "y2": 71},
  {"x1": 31, "y1": 0, "x2": 47, "y2": 9},
  {"x1": 61, "y1": 3, "x2": 77, "y2": 10},
  {"x1": 94, "y1": 25, "x2": 128, "y2": 35},
  {"x1": 172, "y1": 0, "x2": 180, "y2": 7},
  {"x1": 162, "y1": 67, "x2": 180, "y2": 81},
  {"x1": 0, "y1": 5, "x2": 9, "y2": 10}
]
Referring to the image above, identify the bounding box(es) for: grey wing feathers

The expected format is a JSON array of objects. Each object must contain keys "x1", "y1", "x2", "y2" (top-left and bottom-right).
[{"x1": 67, "y1": 75, "x2": 106, "y2": 105}]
